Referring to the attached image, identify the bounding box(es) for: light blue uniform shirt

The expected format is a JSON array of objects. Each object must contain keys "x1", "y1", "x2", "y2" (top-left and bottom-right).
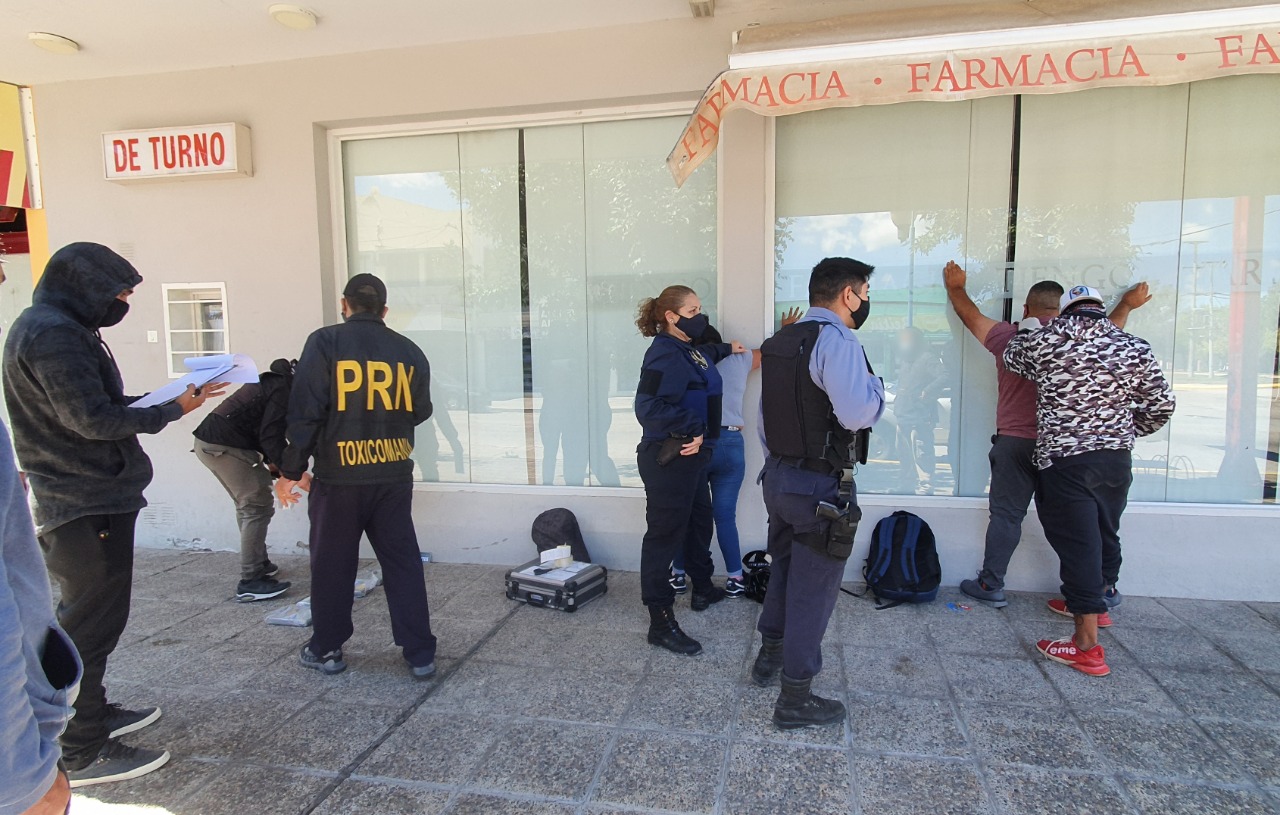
[
  {"x1": 758, "y1": 307, "x2": 886, "y2": 453},
  {"x1": 717, "y1": 351, "x2": 753, "y2": 428}
]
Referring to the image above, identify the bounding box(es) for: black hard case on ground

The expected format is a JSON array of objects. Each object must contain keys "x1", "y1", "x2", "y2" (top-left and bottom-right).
[{"x1": 504, "y1": 559, "x2": 608, "y2": 612}]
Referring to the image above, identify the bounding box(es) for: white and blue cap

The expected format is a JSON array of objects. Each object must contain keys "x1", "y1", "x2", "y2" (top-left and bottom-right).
[{"x1": 1060, "y1": 284, "x2": 1104, "y2": 312}]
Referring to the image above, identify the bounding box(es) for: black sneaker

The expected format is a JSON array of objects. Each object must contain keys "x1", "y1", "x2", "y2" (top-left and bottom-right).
[
  {"x1": 67, "y1": 739, "x2": 170, "y2": 788},
  {"x1": 724, "y1": 577, "x2": 746, "y2": 598},
  {"x1": 960, "y1": 577, "x2": 1008, "y2": 609},
  {"x1": 669, "y1": 571, "x2": 688, "y2": 594},
  {"x1": 1105, "y1": 585, "x2": 1123, "y2": 608},
  {"x1": 691, "y1": 586, "x2": 726, "y2": 611},
  {"x1": 236, "y1": 576, "x2": 291, "y2": 603},
  {"x1": 408, "y1": 660, "x2": 437, "y2": 680},
  {"x1": 299, "y1": 645, "x2": 346, "y2": 675},
  {"x1": 105, "y1": 704, "x2": 161, "y2": 739},
  {"x1": 262, "y1": 560, "x2": 280, "y2": 578}
]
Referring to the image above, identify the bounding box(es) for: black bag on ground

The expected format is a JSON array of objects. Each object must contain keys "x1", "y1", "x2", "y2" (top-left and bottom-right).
[
  {"x1": 531, "y1": 508, "x2": 591, "y2": 563},
  {"x1": 862, "y1": 511, "x2": 941, "y2": 609},
  {"x1": 741, "y1": 550, "x2": 771, "y2": 604}
]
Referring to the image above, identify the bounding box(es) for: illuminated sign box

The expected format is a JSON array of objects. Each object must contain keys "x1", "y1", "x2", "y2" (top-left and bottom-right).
[{"x1": 102, "y1": 122, "x2": 252, "y2": 181}]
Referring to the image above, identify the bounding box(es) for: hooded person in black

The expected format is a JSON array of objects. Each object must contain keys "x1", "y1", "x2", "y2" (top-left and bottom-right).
[{"x1": 2, "y1": 242, "x2": 223, "y2": 787}]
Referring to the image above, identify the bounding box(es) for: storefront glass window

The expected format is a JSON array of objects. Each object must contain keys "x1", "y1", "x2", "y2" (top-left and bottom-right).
[
  {"x1": 342, "y1": 116, "x2": 717, "y2": 486},
  {"x1": 775, "y1": 97, "x2": 1016, "y2": 497},
  {"x1": 774, "y1": 75, "x2": 1280, "y2": 504}
]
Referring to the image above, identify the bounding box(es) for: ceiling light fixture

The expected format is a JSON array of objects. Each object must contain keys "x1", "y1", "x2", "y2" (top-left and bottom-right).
[
  {"x1": 689, "y1": 0, "x2": 715, "y2": 19},
  {"x1": 268, "y1": 4, "x2": 319, "y2": 30},
  {"x1": 27, "y1": 32, "x2": 81, "y2": 55}
]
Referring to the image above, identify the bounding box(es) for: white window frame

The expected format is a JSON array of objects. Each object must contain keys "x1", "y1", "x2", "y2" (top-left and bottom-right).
[{"x1": 160, "y1": 282, "x2": 229, "y2": 378}]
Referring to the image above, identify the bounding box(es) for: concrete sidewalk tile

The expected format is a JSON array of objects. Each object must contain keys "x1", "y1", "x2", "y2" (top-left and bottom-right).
[
  {"x1": 1077, "y1": 710, "x2": 1248, "y2": 784},
  {"x1": 155, "y1": 641, "x2": 278, "y2": 692},
  {"x1": 70, "y1": 754, "x2": 221, "y2": 809},
  {"x1": 468, "y1": 721, "x2": 610, "y2": 799},
  {"x1": 104, "y1": 639, "x2": 199, "y2": 685},
  {"x1": 178, "y1": 765, "x2": 335, "y2": 814},
  {"x1": 1159, "y1": 599, "x2": 1278, "y2": 636},
  {"x1": 735, "y1": 683, "x2": 846, "y2": 747},
  {"x1": 1043, "y1": 649, "x2": 1182, "y2": 717},
  {"x1": 131, "y1": 687, "x2": 319, "y2": 759},
  {"x1": 358, "y1": 711, "x2": 503, "y2": 784},
  {"x1": 312, "y1": 780, "x2": 450, "y2": 814},
  {"x1": 1246, "y1": 601, "x2": 1280, "y2": 628},
  {"x1": 842, "y1": 644, "x2": 949, "y2": 699},
  {"x1": 852, "y1": 755, "x2": 991, "y2": 815},
  {"x1": 249, "y1": 699, "x2": 403, "y2": 772},
  {"x1": 567, "y1": 628, "x2": 655, "y2": 674},
  {"x1": 1106, "y1": 626, "x2": 1237, "y2": 672},
  {"x1": 430, "y1": 617, "x2": 505, "y2": 660},
  {"x1": 835, "y1": 605, "x2": 931, "y2": 648},
  {"x1": 625, "y1": 675, "x2": 738, "y2": 736},
  {"x1": 1198, "y1": 720, "x2": 1280, "y2": 787},
  {"x1": 315, "y1": 650, "x2": 451, "y2": 709},
  {"x1": 926, "y1": 612, "x2": 1026, "y2": 658},
  {"x1": 848, "y1": 694, "x2": 967, "y2": 757},
  {"x1": 1101, "y1": 596, "x2": 1190, "y2": 631},
  {"x1": 960, "y1": 702, "x2": 1098, "y2": 770},
  {"x1": 722, "y1": 741, "x2": 852, "y2": 815},
  {"x1": 647, "y1": 633, "x2": 752, "y2": 682},
  {"x1": 447, "y1": 793, "x2": 577, "y2": 815},
  {"x1": 517, "y1": 667, "x2": 640, "y2": 725},
  {"x1": 1123, "y1": 779, "x2": 1275, "y2": 815},
  {"x1": 985, "y1": 766, "x2": 1132, "y2": 815},
  {"x1": 940, "y1": 654, "x2": 1058, "y2": 707},
  {"x1": 1210, "y1": 632, "x2": 1280, "y2": 674},
  {"x1": 421, "y1": 661, "x2": 543, "y2": 715},
  {"x1": 592, "y1": 731, "x2": 725, "y2": 812},
  {"x1": 1155, "y1": 669, "x2": 1280, "y2": 724}
]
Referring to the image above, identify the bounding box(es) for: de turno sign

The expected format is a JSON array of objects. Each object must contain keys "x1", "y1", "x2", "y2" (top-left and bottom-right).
[{"x1": 102, "y1": 122, "x2": 252, "y2": 181}]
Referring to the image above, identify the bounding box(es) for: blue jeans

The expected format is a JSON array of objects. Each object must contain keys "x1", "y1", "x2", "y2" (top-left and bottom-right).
[{"x1": 674, "y1": 428, "x2": 746, "y2": 578}]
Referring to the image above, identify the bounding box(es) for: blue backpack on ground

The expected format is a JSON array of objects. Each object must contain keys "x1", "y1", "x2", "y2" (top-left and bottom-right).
[{"x1": 862, "y1": 511, "x2": 941, "y2": 610}]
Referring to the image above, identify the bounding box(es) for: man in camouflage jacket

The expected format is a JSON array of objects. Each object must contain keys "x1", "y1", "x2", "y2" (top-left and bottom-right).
[{"x1": 1004, "y1": 285, "x2": 1175, "y2": 677}]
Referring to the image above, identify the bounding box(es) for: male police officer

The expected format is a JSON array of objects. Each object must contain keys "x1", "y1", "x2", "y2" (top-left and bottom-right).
[
  {"x1": 752, "y1": 257, "x2": 885, "y2": 729},
  {"x1": 275, "y1": 273, "x2": 437, "y2": 679}
]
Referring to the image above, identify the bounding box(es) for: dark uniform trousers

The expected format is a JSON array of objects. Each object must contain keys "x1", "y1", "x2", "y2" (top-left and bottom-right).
[
  {"x1": 307, "y1": 479, "x2": 437, "y2": 667},
  {"x1": 40, "y1": 511, "x2": 139, "y2": 767},
  {"x1": 1034, "y1": 449, "x2": 1131, "y2": 616},
  {"x1": 637, "y1": 442, "x2": 715, "y2": 606},
  {"x1": 979, "y1": 434, "x2": 1039, "y2": 591},
  {"x1": 756, "y1": 459, "x2": 847, "y2": 681}
]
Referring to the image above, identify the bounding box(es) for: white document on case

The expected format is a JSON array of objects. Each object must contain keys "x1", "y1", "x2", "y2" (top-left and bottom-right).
[{"x1": 129, "y1": 354, "x2": 259, "y2": 409}]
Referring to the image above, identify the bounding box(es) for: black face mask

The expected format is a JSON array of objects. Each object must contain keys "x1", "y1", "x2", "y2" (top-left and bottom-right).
[
  {"x1": 675, "y1": 313, "x2": 709, "y2": 341},
  {"x1": 100, "y1": 299, "x2": 130, "y2": 328},
  {"x1": 849, "y1": 293, "x2": 871, "y2": 330}
]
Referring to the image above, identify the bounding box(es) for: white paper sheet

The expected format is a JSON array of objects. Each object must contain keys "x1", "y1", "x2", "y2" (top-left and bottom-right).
[{"x1": 129, "y1": 354, "x2": 259, "y2": 408}]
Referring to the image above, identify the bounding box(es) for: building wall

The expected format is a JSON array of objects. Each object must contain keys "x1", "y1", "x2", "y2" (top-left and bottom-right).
[{"x1": 26, "y1": 15, "x2": 1280, "y2": 600}]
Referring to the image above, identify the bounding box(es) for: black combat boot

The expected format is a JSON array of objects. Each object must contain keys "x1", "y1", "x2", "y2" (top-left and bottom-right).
[
  {"x1": 690, "y1": 585, "x2": 726, "y2": 611},
  {"x1": 751, "y1": 635, "x2": 784, "y2": 686},
  {"x1": 647, "y1": 605, "x2": 702, "y2": 656},
  {"x1": 772, "y1": 673, "x2": 846, "y2": 730}
]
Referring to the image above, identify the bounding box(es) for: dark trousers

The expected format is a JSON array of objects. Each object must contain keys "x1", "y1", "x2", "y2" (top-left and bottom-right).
[
  {"x1": 979, "y1": 435, "x2": 1038, "y2": 590},
  {"x1": 307, "y1": 480, "x2": 436, "y2": 667},
  {"x1": 39, "y1": 511, "x2": 139, "y2": 766},
  {"x1": 637, "y1": 442, "x2": 714, "y2": 607},
  {"x1": 756, "y1": 460, "x2": 846, "y2": 681},
  {"x1": 1034, "y1": 450, "x2": 1131, "y2": 616}
]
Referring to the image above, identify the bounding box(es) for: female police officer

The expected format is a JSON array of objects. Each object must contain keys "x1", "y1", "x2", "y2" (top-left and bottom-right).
[{"x1": 634, "y1": 285, "x2": 744, "y2": 655}]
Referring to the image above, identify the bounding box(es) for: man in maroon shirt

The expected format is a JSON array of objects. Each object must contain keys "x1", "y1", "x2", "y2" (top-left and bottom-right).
[{"x1": 943, "y1": 261, "x2": 1149, "y2": 607}]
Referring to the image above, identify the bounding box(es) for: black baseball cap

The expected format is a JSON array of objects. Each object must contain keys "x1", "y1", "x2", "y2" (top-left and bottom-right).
[{"x1": 343, "y1": 273, "x2": 387, "y2": 307}]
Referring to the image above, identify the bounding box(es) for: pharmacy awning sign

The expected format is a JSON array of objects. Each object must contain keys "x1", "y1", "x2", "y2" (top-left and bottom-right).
[
  {"x1": 668, "y1": 11, "x2": 1280, "y2": 186},
  {"x1": 0, "y1": 83, "x2": 32, "y2": 209}
]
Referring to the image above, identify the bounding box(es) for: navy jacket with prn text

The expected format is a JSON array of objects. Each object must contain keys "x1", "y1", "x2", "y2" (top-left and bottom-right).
[{"x1": 280, "y1": 312, "x2": 432, "y2": 485}]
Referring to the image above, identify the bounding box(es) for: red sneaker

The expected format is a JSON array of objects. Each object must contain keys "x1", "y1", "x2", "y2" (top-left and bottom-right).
[
  {"x1": 1037, "y1": 636, "x2": 1110, "y2": 676},
  {"x1": 1047, "y1": 598, "x2": 1112, "y2": 628}
]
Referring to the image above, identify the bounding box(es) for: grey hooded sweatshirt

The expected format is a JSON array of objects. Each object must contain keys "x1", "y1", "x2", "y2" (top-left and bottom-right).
[{"x1": 2, "y1": 243, "x2": 183, "y2": 535}]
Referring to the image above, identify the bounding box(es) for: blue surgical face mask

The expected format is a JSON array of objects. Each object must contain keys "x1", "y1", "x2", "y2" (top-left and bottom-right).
[{"x1": 675, "y1": 313, "x2": 709, "y2": 340}]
